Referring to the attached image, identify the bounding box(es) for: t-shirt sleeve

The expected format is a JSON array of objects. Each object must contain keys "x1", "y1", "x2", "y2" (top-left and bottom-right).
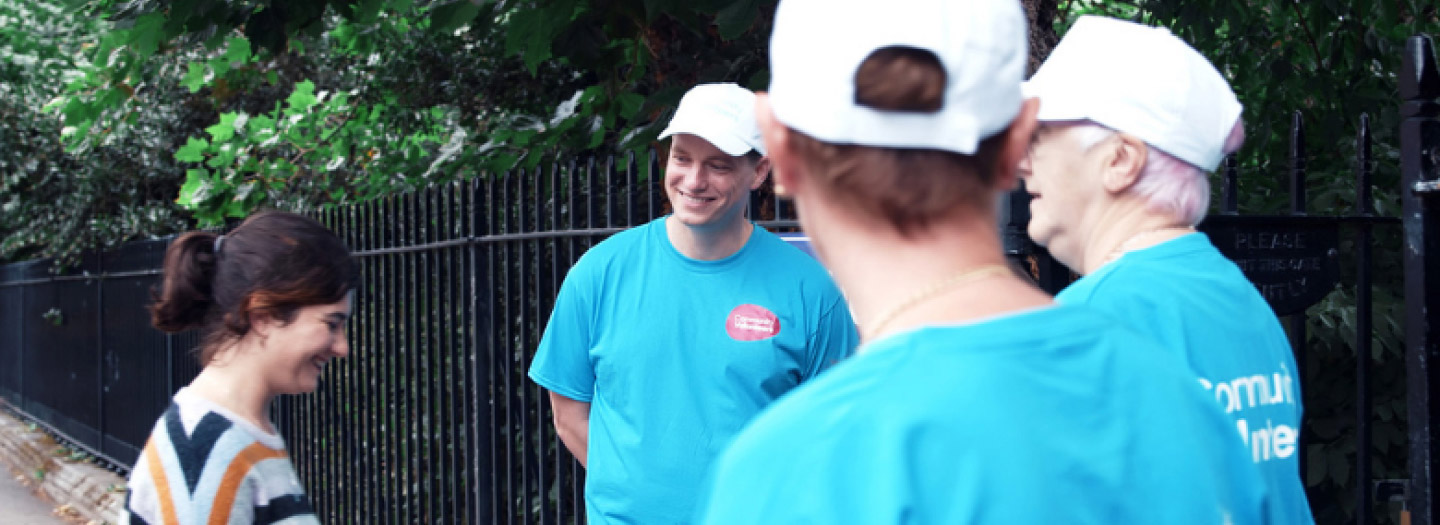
[
  {"x1": 803, "y1": 295, "x2": 859, "y2": 380},
  {"x1": 528, "y1": 263, "x2": 597, "y2": 402}
]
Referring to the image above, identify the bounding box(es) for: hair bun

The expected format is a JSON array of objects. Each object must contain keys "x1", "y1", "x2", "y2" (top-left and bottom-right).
[{"x1": 854, "y1": 46, "x2": 947, "y2": 113}]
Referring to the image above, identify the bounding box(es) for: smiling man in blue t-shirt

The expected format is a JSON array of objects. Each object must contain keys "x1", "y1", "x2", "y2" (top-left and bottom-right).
[
  {"x1": 527, "y1": 82, "x2": 858, "y2": 524},
  {"x1": 1020, "y1": 16, "x2": 1313, "y2": 524}
]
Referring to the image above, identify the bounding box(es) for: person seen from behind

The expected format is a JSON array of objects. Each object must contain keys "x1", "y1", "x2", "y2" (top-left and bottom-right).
[{"x1": 695, "y1": 1, "x2": 1271, "y2": 523}]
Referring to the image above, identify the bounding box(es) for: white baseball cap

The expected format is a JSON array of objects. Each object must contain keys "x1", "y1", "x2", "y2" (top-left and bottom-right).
[
  {"x1": 658, "y1": 83, "x2": 766, "y2": 156},
  {"x1": 1023, "y1": 16, "x2": 1243, "y2": 172},
  {"x1": 766, "y1": 0, "x2": 1027, "y2": 155}
]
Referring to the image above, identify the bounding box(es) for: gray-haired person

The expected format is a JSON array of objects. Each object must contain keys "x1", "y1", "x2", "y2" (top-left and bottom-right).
[{"x1": 1020, "y1": 16, "x2": 1311, "y2": 524}]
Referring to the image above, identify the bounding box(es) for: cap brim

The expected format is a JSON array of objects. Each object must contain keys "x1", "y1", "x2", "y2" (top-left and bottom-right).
[{"x1": 658, "y1": 127, "x2": 755, "y2": 156}]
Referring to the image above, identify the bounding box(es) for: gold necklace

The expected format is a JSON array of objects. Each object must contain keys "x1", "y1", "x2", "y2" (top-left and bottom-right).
[{"x1": 865, "y1": 264, "x2": 1013, "y2": 340}]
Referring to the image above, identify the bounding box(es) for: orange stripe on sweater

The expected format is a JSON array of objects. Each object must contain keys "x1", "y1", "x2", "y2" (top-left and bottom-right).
[
  {"x1": 207, "y1": 443, "x2": 289, "y2": 525},
  {"x1": 142, "y1": 439, "x2": 180, "y2": 525}
]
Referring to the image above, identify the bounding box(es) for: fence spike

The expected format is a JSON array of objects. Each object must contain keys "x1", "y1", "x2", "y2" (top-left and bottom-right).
[{"x1": 1289, "y1": 110, "x2": 1307, "y2": 215}]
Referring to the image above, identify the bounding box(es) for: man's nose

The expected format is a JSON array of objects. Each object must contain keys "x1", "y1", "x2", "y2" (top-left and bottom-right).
[{"x1": 680, "y1": 169, "x2": 708, "y2": 190}]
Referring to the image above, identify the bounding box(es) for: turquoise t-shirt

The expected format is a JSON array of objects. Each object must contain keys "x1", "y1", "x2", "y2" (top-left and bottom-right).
[
  {"x1": 696, "y1": 304, "x2": 1271, "y2": 524},
  {"x1": 1058, "y1": 233, "x2": 1311, "y2": 524},
  {"x1": 529, "y1": 217, "x2": 858, "y2": 524}
]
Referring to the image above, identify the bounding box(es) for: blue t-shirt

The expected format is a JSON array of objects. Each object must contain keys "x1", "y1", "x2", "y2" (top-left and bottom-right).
[
  {"x1": 529, "y1": 217, "x2": 858, "y2": 524},
  {"x1": 1058, "y1": 233, "x2": 1311, "y2": 524},
  {"x1": 696, "y1": 304, "x2": 1271, "y2": 524}
]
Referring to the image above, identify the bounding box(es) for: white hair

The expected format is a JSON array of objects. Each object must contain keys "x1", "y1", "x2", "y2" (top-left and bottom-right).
[{"x1": 1068, "y1": 120, "x2": 1245, "y2": 226}]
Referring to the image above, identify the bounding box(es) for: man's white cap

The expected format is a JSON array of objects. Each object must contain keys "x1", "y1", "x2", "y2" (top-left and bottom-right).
[
  {"x1": 658, "y1": 83, "x2": 766, "y2": 156},
  {"x1": 1023, "y1": 16, "x2": 1243, "y2": 172},
  {"x1": 767, "y1": 0, "x2": 1027, "y2": 155}
]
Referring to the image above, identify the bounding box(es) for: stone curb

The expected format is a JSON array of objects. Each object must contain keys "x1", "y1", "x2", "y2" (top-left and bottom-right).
[{"x1": 0, "y1": 407, "x2": 126, "y2": 525}]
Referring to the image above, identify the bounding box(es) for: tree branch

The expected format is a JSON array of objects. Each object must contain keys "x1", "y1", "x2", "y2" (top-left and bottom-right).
[{"x1": 1288, "y1": 0, "x2": 1326, "y2": 70}]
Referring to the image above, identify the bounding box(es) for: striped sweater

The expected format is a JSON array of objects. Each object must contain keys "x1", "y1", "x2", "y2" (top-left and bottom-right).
[{"x1": 123, "y1": 388, "x2": 319, "y2": 525}]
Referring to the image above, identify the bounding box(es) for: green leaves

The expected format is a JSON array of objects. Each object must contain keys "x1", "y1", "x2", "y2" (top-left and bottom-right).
[
  {"x1": 126, "y1": 13, "x2": 167, "y2": 59},
  {"x1": 175, "y1": 137, "x2": 209, "y2": 162},
  {"x1": 285, "y1": 80, "x2": 319, "y2": 113},
  {"x1": 182, "y1": 63, "x2": 207, "y2": 92},
  {"x1": 224, "y1": 35, "x2": 253, "y2": 65},
  {"x1": 715, "y1": 0, "x2": 765, "y2": 40},
  {"x1": 505, "y1": 0, "x2": 584, "y2": 73},
  {"x1": 429, "y1": 0, "x2": 487, "y2": 34},
  {"x1": 169, "y1": 74, "x2": 452, "y2": 225},
  {"x1": 615, "y1": 92, "x2": 646, "y2": 121},
  {"x1": 178, "y1": 169, "x2": 211, "y2": 204},
  {"x1": 205, "y1": 112, "x2": 242, "y2": 142}
]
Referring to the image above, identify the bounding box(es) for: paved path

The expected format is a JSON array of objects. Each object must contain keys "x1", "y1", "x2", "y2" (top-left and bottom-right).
[{"x1": 0, "y1": 470, "x2": 62, "y2": 525}]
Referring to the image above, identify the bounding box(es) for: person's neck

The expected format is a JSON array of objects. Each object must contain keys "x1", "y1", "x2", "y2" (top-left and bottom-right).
[
  {"x1": 666, "y1": 214, "x2": 754, "y2": 261},
  {"x1": 812, "y1": 207, "x2": 1053, "y2": 344},
  {"x1": 187, "y1": 346, "x2": 277, "y2": 434},
  {"x1": 1079, "y1": 204, "x2": 1195, "y2": 275}
]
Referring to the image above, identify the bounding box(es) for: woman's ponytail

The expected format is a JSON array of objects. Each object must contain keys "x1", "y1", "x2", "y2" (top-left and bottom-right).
[{"x1": 149, "y1": 231, "x2": 220, "y2": 333}]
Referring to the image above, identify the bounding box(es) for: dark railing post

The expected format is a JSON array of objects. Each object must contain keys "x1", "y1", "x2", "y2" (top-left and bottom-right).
[
  {"x1": 1222, "y1": 155, "x2": 1239, "y2": 215},
  {"x1": 18, "y1": 267, "x2": 26, "y2": 413},
  {"x1": 1402, "y1": 34, "x2": 1440, "y2": 525},
  {"x1": 648, "y1": 150, "x2": 659, "y2": 219},
  {"x1": 1356, "y1": 112, "x2": 1374, "y2": 525},
  {"x1": 164, "y1": 334, "x2": 174, "y2": 397},
  {"x1": 605, "y1": 156, "x2": 616, "y2": 228},
  {"x1": 1291, "y1": 111, "x2": 1308, "y2": 217},
  {"x1": 1287, "y1": 111, "x2": 1310, "y2": 487},
  {"x1": 95, "y1": 251, "x2": 105, "y2": 460},
  {"x1": 627, "y1": 151, "x2": 638, "y2": 227},
  {"x1": 479, "y1": 180, "x2": 492, "y2": 525}
]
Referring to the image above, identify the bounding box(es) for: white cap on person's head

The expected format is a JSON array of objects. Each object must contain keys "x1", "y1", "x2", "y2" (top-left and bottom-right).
[
  {"x1": 1022, "y1": 16, "x2": 1243, "y2": 172},
  {"x1": 766, "y1": 0, "x2": 1027, "y2": 155},
  {"x1": 658, "y1": 83, "x2": 766, "y2": 156}
]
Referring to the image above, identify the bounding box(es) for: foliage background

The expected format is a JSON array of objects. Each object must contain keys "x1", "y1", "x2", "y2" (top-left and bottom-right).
[{"x1": 1, "y1": 0, "x2": 1437, "y2": 522}]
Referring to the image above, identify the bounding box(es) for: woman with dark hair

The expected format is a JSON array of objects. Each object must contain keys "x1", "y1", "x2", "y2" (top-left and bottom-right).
[
  {"x1": 124, "y1": 211, "x2": 357, "y2": 525},
  {"x1": 695, "y1": 0, "x2": 1271, "y2": 523}
]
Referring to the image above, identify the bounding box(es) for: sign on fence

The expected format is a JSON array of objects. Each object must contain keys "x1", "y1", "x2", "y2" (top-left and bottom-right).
[{"x1": 1201, "y1": 216, "x2": 1341, "y2": 316}]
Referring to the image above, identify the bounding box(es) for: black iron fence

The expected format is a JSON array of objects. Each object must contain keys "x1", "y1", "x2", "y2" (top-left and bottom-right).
[
  {"x1": 1401, "y1": 34, "x2": 1440, "y2": 525},
  {"x1": 1, "y1": 33, "x2": 1437, "y2": 525},
  {"x1": 0, "y1": 240, "x2": 203, "y2": 468}
]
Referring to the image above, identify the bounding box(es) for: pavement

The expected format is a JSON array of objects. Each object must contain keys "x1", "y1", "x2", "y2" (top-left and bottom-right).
[{"x1": 0, "y1": 469, "x2": 63, "y2": 524}]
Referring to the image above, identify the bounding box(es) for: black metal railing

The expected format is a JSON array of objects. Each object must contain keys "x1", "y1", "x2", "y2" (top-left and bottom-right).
[
  {"x1": 1401, "y1": 34, "x2": 1440, "y2": 525},
  {"x1": 0, "y1": 239, "x2": 202, "y2": 469}
]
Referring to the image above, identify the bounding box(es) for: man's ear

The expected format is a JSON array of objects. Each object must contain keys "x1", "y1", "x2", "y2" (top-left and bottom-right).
[
  {"x1": 750, "y1": 156, "x2": 772, "y2": 191},
  {"x1": 1101, "y1": 133, "x2": 1149, "y2": 194},
  {"x1": 992, "y1": 98, "x2": 1041, "y2": 191}
]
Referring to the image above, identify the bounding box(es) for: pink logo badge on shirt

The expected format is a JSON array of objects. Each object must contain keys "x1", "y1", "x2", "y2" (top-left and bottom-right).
[{"x1": 727, "y1": 304, "x2": 781, "y2": 341}]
